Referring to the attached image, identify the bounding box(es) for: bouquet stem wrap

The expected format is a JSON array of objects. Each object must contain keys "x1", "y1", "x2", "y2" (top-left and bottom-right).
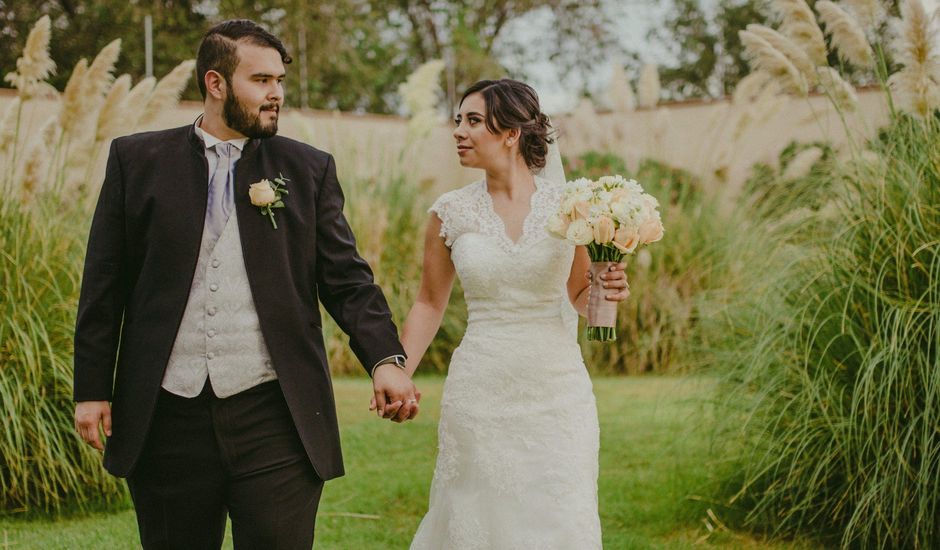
[
  {"x1": 587, "y1": 261, "x2": 618, "y2": 341},
  {"x1": 586, "y1": 244, "x2": 624, "y2": 341}
]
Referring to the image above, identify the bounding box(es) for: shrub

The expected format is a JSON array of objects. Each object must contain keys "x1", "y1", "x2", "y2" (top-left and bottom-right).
[{"x1": 712, "y1": 114, "x2": 940, "y2": 548}]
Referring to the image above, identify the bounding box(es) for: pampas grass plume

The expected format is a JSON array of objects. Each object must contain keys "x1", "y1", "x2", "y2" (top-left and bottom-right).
[
  {"x1": 0, "y1": 97, "x2": 21, "y2": 154},
  {"x1": 398, "y1": 59, "x2": 445, "y2": 142},
  {"x1": 772, "y1": 0, "x2": 829, "y2": 65},
  {"x1": 18, "y1": 119, "x2": 54, "y2": 203},
  {"x1": 818, "y1": 66, "x2": 859, "y2": 111},
  {"x1": 568, "y1": 97, "x2": 600, "y2": 150},
  {"x1": 398, "y1": 59, "x2": 445, "y2": 116},
  {"x1": 842, "y1": 0, "x2": 886, "y2": 30},
  {"x1": 120, "y1": 76, "x2": 156, "y2": 130},
  {"x1": 637, "y1": 64, "x2": 661, "y2": 108},
  {"x1": 81, "y1": 39, "x2": 122, "y2": 111},
  {"x1": 887, "y1": 0, "x2": 940, "y2": 118},
  {"x1": 740, "y1": 29, "x2": 809, "y2": 96},
  {"x1": 746, "y1": 24, "x2": 817, "y2": 79},
  {"x1": 95, "y1": 74, "x2": 133, "y2": 142},
  {"x1": 733, "y1": 71, "x2": 777, "y2": 104},
  {"x1": 782, "y1": 146, "x2": 824, "y2": 180},
  {"x1": 4, "y1": 15, "x2": 57, "y2": 100},
  {"x1": 816, "y1": 1, "x2": 874, "y2": 67},
  {"x1": 138, "y1": 60, "x2": 197, "y2": 127},
  {"x1": 607, "y1": 64, "x2": 636, "y2": 112},
  {"x1": 59, "y1": 58, "x2": 89, "y2": 137}
]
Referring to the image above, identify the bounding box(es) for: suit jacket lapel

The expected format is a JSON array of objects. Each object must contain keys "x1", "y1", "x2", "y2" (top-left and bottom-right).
[{"x1": 233, "y1": 139, "x2": 287, "y2": 296}]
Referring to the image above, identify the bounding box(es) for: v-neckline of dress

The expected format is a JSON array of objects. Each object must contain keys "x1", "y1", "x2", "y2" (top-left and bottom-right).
[{"x1": 481, "y1": 176, "x2": 544, "y2": 249}]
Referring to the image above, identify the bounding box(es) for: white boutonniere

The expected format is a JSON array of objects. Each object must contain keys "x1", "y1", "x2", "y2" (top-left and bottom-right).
[{"x1": 249, "y1": 173, "x2": 289, "y2": 229}]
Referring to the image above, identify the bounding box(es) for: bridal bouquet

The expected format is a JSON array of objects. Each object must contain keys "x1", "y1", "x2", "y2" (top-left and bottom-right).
[{"x1": 548, "y1": 175, "x2": 664, "y2": 341}]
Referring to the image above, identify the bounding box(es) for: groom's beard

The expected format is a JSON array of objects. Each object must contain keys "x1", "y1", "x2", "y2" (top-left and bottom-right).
[{"x1": 223, "y1": 90, "x2": 279, "y2": 139}]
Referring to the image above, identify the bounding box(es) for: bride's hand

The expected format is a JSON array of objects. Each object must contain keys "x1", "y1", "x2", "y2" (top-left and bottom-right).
[
  {"x1": 587, "y1": 262, "x2": 630, "y2": 302},
  {"x1": 369, "y1": 389, "x2": 422, "y2": 415}
]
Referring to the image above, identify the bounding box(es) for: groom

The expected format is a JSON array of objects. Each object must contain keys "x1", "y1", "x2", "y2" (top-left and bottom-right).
[{"x1": 73, "y1": 19, "x2": 418, "y2": 549}]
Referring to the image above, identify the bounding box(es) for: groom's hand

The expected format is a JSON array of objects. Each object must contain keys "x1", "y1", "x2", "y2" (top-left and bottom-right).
[
  {"x1": 74, "y1": 401, "x2": 112, "y2": 451},
  {"x1": 372, "y1": 365, "x2": 420, "y2": 423}
]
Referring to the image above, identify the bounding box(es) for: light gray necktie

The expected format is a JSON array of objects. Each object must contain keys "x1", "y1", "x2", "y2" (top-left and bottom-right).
[{"x1": 205, "y1": 142, "x2": 234, "y2": 248}]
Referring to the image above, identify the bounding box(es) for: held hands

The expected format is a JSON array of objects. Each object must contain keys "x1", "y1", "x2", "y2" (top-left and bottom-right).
[
  {"x1": 370, "y1": 364, "x2": 421, "y2": 423},
  {"x1": 589, "y1": 262, "x2": 630, "y2": 302},
  {"x1": 74, "y1": 401, "x2": 112, "y2": 451}
]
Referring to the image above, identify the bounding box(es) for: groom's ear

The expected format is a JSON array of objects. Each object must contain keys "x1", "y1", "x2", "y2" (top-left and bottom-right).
[{"x1": 204, "y1": 70, "x2": 227, "y2": 100}]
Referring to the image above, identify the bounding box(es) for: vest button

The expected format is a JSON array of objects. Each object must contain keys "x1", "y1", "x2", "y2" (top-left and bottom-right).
[
  {"x1": 211, "y1": 259, "x2": 221, "y2": 268},
  {"x1": 207, "y1": 352, "x2": 215, "y2": 360},
  {"x1": 209, "y1": 283, "x2": 219, "y2": 292},
  {"x1": 208, "y1": 307, "x2": 217, "y2": 316},
  {"x1": 207, "y1": 329, "x2": 217, "y2": 338}
]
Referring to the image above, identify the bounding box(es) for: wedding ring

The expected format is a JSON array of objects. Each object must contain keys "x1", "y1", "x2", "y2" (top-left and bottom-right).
[{"x1": 407, "y1": 399, "x2": 418, "y2": 404}]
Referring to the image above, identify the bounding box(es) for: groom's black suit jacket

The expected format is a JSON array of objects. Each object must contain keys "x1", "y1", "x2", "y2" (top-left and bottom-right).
[{"x1": 73, "y1": 124, "x2": 405, "y2": 479}]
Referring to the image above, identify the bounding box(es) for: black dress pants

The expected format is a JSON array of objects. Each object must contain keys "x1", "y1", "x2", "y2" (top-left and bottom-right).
[{"x1": 127, "y1": 380, "x2": 324, "y2": 550}]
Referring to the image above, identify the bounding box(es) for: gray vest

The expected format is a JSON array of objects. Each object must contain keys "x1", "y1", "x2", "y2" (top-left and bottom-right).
[{"x1": 162, "y1": 213, "x2": 277, "y2": 398}]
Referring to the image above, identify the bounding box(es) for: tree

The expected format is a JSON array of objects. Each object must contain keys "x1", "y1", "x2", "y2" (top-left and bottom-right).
[
  {"x1": 0, "y1": 0, "x2": 209, "y2": 99},
  {"x1": 648, "y1": 0, "x2": 771, "y2": 100},
  {"x1": 648, "y1": 0, "x2": 906, "y2": 101},
  {"x1": 2, "y1": 0, "x2": 619, "y2": 114},
  {"x1": 654, "y1": 0, "x2": 720, "y2": 98},
  {"x1": 363, "y1": 0, "x2": 617, "y2": 113}
]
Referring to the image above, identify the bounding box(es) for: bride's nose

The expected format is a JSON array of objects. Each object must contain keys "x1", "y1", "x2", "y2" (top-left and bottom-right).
[{"x1": 453, "y1": 125, "x2": 467, "y2": 141}]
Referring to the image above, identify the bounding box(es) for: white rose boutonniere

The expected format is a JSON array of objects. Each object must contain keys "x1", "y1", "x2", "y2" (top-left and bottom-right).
[{"x1": 249, "y1": 173, "x2": 289, "y2": 229}]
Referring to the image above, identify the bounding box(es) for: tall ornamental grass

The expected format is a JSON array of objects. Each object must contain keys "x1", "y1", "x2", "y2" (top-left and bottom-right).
[
  {"x1": 714, "y1": 113, "x2": 940, "y2": 548},
  {"x1": 1, "y1": 18, "x2": 192, "y2": 514},
  {"x1": 0, "y1": 196, "x2": 126, "y2": 513},
  {"x1": 318, "y1": 171, "x2": 468, "y2": 375},
  {"x1": 711, "y1": 2, "x2": 940, "y2": 545}
]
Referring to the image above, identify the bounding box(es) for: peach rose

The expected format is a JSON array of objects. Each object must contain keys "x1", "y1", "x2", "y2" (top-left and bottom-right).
[
  {"x1": 592, "y1": 215, "x2": 615, "y2": 244},
  {"x1": 612, "y1": 225, "x2": 640, "y2": 254},
  {"x1": 638, "y1": 218, "x2": 664, "y2": 244}
]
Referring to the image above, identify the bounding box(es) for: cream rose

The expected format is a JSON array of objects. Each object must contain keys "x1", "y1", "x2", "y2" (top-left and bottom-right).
[
  {"x1": 566, "y1": 219, "x2": 594, "y2": 245},
  {"x1": 612, "y1": 225, "x2": 640, "y2": 254},
  {"x1": 249, "y1": 179, "x2": 277, "y2": 206},
  {"x1": 547, "y1": 213, "x2": 571, "y2": 239},
  {"x1": 592, "y1": 215, "x2": 615, "y2": 244}
]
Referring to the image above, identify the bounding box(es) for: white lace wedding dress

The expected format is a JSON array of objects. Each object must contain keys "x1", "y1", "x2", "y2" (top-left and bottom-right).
[{"x1": 410, "y1": 175, "x2": 602, "y2": 549}]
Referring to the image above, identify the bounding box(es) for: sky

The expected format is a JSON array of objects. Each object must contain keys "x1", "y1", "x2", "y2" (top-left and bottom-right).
[
  {"x1": 524, "y1": 0, "x2": 940, "y2": 114},
  {"x1": 503, "y1": 1, "x2": 680, "y2": 114}
]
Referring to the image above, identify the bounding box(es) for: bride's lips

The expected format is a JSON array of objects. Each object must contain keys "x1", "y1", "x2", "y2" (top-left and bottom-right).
[{"x1": 456, "y1": 144, "x2": 472, "y2": 155}]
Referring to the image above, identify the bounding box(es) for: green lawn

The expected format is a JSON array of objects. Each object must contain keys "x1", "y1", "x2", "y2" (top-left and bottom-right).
[{"x1": 0, "y1": 377, "x2": 820, "y2": 549}]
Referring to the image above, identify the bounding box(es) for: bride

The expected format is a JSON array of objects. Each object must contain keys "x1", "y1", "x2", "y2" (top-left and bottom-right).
[{"x1": 377, "y1": 78, "x2": 629, "y2": 548}]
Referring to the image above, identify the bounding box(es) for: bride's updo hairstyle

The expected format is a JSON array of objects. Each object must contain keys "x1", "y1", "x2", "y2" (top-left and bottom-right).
[{"x1": 459, "y1": 79, "x2": 554, "y2": 170}]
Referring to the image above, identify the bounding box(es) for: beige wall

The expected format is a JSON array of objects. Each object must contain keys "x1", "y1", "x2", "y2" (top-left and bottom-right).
[
  {"x1": 554, "y1": 88, "x2": 890, "y2": 191},
  {"x1": 0, "y1": 87, "x2": 891, "y2": 193}
]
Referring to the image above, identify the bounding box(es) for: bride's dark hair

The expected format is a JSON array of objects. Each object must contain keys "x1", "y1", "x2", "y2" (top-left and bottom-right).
[{"x1": 459, "y1": 79, "x2": 554, "y2": 170}]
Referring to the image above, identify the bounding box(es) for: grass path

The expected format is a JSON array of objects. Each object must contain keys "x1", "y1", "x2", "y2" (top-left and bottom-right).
[{"x1": 0, "y1": 376, "x2": 820, "y2": 549}]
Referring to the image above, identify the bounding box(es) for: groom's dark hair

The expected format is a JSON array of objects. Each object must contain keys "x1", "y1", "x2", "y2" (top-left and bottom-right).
[
  {"x1": 196, "y1": 19, "x2": 292, "y2": 99},
  {"x1": 460, "y1": 79, "x2": 555, "y2": 170}
]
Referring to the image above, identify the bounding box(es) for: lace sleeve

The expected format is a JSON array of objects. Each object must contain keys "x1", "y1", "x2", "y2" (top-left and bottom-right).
[{"x1": 428, "y1": 192, "x2": 457, "y2": 248}]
